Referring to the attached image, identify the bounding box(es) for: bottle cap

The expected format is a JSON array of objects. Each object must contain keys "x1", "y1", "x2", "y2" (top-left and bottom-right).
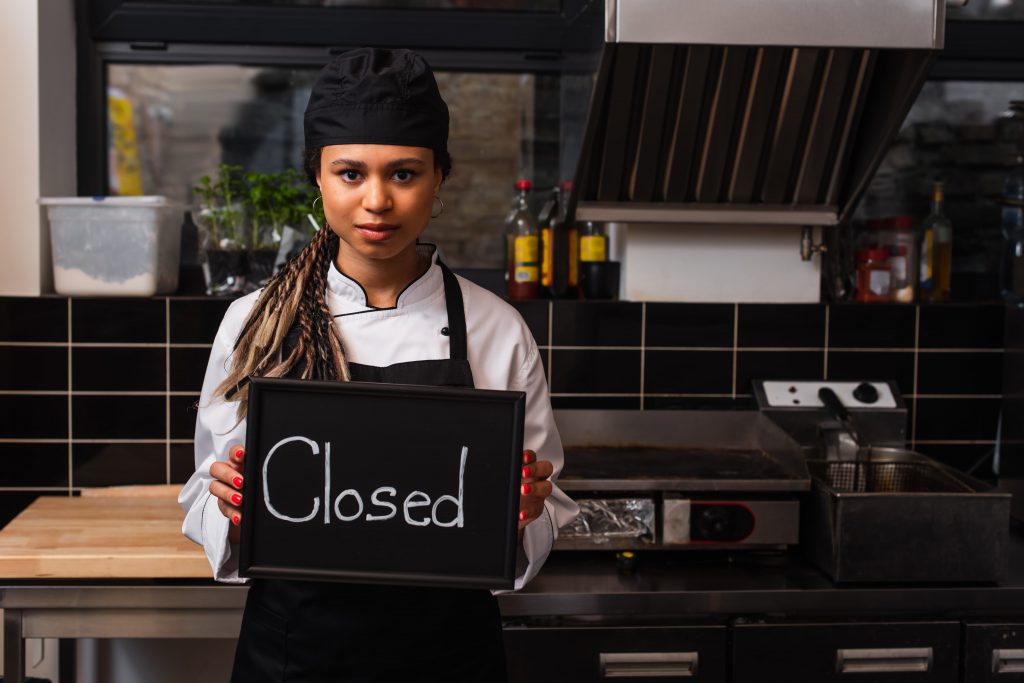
[
  {"x1": 515, "y1": 180, "x2": 532, "y2": 190},
  {"x1": 856, "y1": 248, "x2": 890, "y2": 262}
]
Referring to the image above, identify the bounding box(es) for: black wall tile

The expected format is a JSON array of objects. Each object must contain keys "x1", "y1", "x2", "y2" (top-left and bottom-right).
[
  {"x1": 645, "y1": 396, "x2": 755, "y2": 410},
  {"x1": 735, "y1": 351, "x2": 824, "y2": 395},
  {"x1": 550, "y1": 350, "x2": 641, "y2": 394},
  {"x1": 827, "y1": 351, "x2": 915, "y2": 397},
  {"x1": 0, "y1": 347, "x2": 66, "y2": 390},
  {"x1": 72, "y1": 347, "x2": 165, "y2": 391},
  {"x1": 917, "y1": 351, "x2": 1004, "y2": 395},
  {"x1": 0, "y1": 395, "x2": 67, "y2": 438},
  {"x1": 509, "y1": 300, "x2": 549, "y2": 346},
  {"x1": 72, "y1": 298, "x2": 165, "y2": 343},
  {"x1": 917, "y1": 443, "x2": 995, "y2": 476},
  {"x1": 0, "y1": 444, "x2": 68, "y2": 487},
  {"x1": 169, "y1": 298, "x2": 232, "y2": 344},
  {"x1": 828, "y1": 304, "x2": 915, "y2": 349},
  {"x1": 737, "y1": 304, "x2": 825, "y2": 348},
  {"x1": 170, "y1": 443, "x2": 196, "y2": 483},
  {"x1": 645, "y1": 351, "x2": 733, "y2": 394},
  {"x1": 550, "y1": 396, "x2": 641, "y2": 410},
  {"x1": 0, "y1": 297, "x2": 67, "y2": 342},
  {"x1": 170, "y1": 395, "x2": 200, "y2": 440},
  {"x1": 552, "y1": 302, "x2": 642, "y2": 346},
  {"x1": 646, "y1": 303, "x2": 734, "y2": 348},
  {"x1": 170, "y1": 348, "x2": 212, "y2": 392},
  {"x1": 72, "y1": 396, "x2": 165, "y2": 439},
  {"x1": 915, "y1": 397, "x2": 1001, "y2": 442},
  {"x1": 73, "y1": 443, "x2": 166, "y2": 487},
  {"x1": 919, "y1": 304, "x2": 1005, "y2": 349}
]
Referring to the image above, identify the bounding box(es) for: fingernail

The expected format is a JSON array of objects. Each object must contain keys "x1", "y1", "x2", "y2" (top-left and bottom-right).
[
  {"x1": 232, "y1": 447, "x2": 245, "y2": 461},
  {"x1": 523, "y1": 453, "x2": 531, "y2": 464},
  {"x1": 519, "y1": 511, "x2": 526, "y2": 521},
  {"x1": 522, "y1": 466, "x2": 531, "y2": 478},
  {"x1": 233, "y1": 476, "x2": 244, "y2": 488},
  {"x1": 232, "y1": 515, "x2": 240, "y2": 526},
  {"x1": 521, "y1": 484, "x2": 531, "y2": 495},
  {"x1": 231, "y1": 493, "x2": 242, "y2": 506}
]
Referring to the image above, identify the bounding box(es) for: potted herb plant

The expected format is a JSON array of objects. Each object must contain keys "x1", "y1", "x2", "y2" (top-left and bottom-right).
[
  {"x1": 193, "y1": 164, "x2": 248, "y2": 295},
  {"x1": 244, "y1": 168, "x2": 309, "y2": 290}
]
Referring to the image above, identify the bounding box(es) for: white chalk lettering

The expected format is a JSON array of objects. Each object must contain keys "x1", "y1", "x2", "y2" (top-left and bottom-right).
[
  {"x1": 366, "y1": 487, "x2": 397, "y2": 521},
  {"x1": 261, "y1": 440, "x2": 470, "y2": 528},
  {"x1": 403, "y1": 491, "x2": 431, "y2": 526},
  {"x1": 431, "y1": 446, "x2": 467, "y2": 528},
  {"x1": 333, "y1": 489, "x2": 364, "y2": 522},
  {"x1": 263, "y1": 436, "x2": 321, "y2": 523}
]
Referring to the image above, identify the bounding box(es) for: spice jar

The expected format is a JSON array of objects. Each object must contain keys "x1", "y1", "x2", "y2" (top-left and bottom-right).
[
  {"x1": 854, "y1": 249, "x2": 891, "y2": 303},
  {"x1": 883, "y1": 216, "x2": 918, "y2": 303}
]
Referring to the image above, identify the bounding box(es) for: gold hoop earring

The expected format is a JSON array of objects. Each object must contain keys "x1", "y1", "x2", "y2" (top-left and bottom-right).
[
  {"x1": 312, "y1": 195, "x2": 323, "y2": 214},
  {"x1": 431, "y1": 196, "x2": 445, "y2": 219}
]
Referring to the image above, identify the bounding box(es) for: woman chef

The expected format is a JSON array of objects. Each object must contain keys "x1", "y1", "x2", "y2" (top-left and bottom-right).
[{"x1": 177, "y1": 47, "x2": 577, "y2": 682}]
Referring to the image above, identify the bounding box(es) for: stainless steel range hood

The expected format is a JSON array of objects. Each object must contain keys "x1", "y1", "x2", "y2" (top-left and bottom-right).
[{"x1": 573, "y1": 0, "x2": 947, "y2": 226}]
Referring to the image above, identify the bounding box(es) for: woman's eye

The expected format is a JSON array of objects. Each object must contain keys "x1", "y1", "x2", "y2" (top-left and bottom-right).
[
  {"x1": 340, "y1": 170, "x2": 361, "y2": 182},
  {"x1": 393, "y1": 169, "x2": 415, "y2": 182}
]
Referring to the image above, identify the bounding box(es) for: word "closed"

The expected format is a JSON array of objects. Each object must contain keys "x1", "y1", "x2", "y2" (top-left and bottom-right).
[{"x1": 261, "y1": 436, "x2": 468, "y2": 528}]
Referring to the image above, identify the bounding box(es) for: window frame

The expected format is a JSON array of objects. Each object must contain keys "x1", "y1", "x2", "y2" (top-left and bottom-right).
[{"x1": 76, "y1": 0, "x2": 602, "y2": 195}]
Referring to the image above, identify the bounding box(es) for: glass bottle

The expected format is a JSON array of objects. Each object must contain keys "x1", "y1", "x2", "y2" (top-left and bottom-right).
[
  {"x1": 561, "y1": 181, "x2": 580, "y2": 300},
  {"x1": 579, "y1": 221, "x2": 607, "y2": 262},
  {"x1": 919, "y1": 181, "x2": 953, "y2": 302},
  {"x1": 505, "y1": 180, "x2": 540, "y2": 299},
  {"x1": 1001, "y1": 155, "x2": 1024, "y2": 303},
  {"x1": 538, "y1": 185, "x2": 561, "y2": 298}
]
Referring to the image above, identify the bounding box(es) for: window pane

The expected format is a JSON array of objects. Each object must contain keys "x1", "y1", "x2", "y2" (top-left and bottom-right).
[
  {"x1": 857, "y1": 81, "x2": 1024, "y2": 300},
  {"x1": 122, "y1": 0, "x2": 561, "y2": 11},
  {"x1": 107, "y1": 63, "x2": 586, "y2": 267},
  {"x1": 947, "y1": 0, "x2": 1024, "y2": 20}
]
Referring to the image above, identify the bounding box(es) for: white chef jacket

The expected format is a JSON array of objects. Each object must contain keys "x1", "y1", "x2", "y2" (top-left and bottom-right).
[{"x1": 178, "y1": 246, "x2": 578, "y2": 590}]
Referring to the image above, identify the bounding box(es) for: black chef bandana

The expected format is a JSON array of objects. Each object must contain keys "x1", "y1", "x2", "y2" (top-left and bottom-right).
[{"x1": 304, "y1": 47, "x2": 449, "y2": 155}]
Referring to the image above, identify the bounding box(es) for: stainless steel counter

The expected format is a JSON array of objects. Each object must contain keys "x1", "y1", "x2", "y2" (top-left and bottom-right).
[{"x1": 5, "y1": 532, "x2": 1024, "y2": 681}]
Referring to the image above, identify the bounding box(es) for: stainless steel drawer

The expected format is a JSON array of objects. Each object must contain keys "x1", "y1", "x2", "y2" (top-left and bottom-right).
[
  {"x1": 965, "y1": 623, "x2": 1024, "y2": 682},
  {"x1": 504, "y1": 625, "x2": 726, "y2": 682},
  {"x1": 732, "y1": 621, "x2": 960, "y2": 683}
]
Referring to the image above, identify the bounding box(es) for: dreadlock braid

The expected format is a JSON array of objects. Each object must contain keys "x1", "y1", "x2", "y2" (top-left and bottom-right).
[{"x1": 213, "y1": 225, "x2": 349, "y2": 421}]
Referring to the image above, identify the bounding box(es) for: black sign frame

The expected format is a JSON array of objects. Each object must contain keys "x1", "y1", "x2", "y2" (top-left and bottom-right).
[{"x1": 239, "y1": 377, "x2": 526, "y2": 589}]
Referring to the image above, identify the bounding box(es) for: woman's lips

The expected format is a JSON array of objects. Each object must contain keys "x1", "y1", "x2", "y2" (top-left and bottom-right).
[{"x1": 355, "y1": 223, "x2": 399, "y2": 242}]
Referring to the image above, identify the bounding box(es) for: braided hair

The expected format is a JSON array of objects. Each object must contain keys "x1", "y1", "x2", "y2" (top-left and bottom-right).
[{"x1": 213, "y1": 147, "x2": 452, "y2": 420}]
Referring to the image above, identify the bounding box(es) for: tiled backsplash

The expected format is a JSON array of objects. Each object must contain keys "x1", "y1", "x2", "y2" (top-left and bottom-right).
[{"x1": 0, "y1": 296, "x2": 1007, "y2": 526}]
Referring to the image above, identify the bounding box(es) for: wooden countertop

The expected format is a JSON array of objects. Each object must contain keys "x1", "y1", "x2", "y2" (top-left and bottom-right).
[{"x1": 0, "y1": 487, "x2": 210, "y2": 579}]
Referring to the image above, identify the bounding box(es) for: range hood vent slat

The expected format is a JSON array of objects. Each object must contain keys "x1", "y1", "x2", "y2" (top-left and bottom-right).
[{"x1": 575, "y1": 32, "x2": 937, "y2": 226}]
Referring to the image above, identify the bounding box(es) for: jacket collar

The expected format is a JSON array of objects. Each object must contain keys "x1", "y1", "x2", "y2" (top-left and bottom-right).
[{"x1": 326, "y1": 243, "x2": 442, "y2": 314}]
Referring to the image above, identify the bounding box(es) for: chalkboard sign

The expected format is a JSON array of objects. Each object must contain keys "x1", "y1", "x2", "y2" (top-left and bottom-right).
[{"x1": 239, "y1": 377, "x2": 526, "y2": 589}]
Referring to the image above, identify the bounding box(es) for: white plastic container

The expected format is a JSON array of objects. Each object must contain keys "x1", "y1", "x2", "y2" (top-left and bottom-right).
[{"x1": 39, "y1": 196, "x2": 182, "y2": 296}]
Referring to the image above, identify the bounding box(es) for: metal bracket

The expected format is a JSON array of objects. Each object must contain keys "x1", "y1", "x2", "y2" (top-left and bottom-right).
[{"x1": 800, "y1": 226, "x2": 828, "y2": 262}]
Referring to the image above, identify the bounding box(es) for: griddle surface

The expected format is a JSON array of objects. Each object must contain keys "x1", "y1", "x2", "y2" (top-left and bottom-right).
[{"x1": 561, "y1": 447, "x2": 802, "y2": 482}]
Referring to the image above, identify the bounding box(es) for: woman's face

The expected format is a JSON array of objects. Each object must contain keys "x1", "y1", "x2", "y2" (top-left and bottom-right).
[{"x1": 316, "y1": 144, "x2": 442, "y2": 263}]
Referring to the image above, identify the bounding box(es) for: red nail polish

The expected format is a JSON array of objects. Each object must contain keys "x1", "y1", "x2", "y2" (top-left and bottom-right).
[
  {"x1": 521, "y1": 484, "x2": 531, "y2": 495},
  {"x1": 519, "y1": 511, "x2": 526, "y2": 521},
  {"x1": 233, "y1": 476, "x2": 244, "y2": 488},
  {"x1": 522, "y1": 466, "x2": 531, "y2": 478},
  {"x1": 231, "y1": 493, "x2": 242, "y2": 506},
  {"x1": 522, "y1": 453, "x2": 530, "y2": 464},
  {"x1": 232, "y1": 515, "x2": 240, "y2": 526},
  {"x1": 232, "y1": 447, "x2": 244, "y2": 461}
]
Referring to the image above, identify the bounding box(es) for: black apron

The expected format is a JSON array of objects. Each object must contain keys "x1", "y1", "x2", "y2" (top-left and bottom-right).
[{"x1": 230, "y1": 262, "x2": 507, "y2": 683}]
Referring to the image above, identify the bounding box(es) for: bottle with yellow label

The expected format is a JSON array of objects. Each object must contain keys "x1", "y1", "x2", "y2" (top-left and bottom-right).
[
  {"x1": 505, "y1": 180, "x2": 540, "y2": 299},
  {"x1": 579, "y1": 221, "x2": 607, "y2": 263}
]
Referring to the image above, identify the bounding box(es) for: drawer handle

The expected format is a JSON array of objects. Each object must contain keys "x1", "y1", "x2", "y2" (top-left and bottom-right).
[
  {"x1": 836, "y1": 647, "x2": 932, "y2": 674},
  {"x1": 599, "y1": 652, "x2": 698, "y2": 678},
  {"x1": 993, "y1": 648, "x2": 1024, "y2": 673}
]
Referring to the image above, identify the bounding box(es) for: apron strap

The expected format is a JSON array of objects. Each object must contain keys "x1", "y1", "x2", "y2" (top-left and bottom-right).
[{"x1": 438, "y1": 261, "x2": 468, "y2": 362}]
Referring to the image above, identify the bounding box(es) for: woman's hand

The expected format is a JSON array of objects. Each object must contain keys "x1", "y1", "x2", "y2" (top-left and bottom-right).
[
  {"x1": 519, "y1": 449, "x2": 553, "y2": 539},
  {"x1": 209, "y1": 444, "x2": 246, "y2": 544}
]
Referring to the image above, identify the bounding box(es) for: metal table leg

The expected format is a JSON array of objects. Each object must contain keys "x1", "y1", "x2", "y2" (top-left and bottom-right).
[
  {"x1": 4, "y1": 608, "x2": 24, "y2": 683},
  {"x1": 59, "y1": 639, "x2": 76, "y2": 683}
]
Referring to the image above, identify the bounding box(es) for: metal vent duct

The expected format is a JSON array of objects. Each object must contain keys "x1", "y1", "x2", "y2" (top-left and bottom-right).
[{"x1": 573, "y1": 0, "x2": 946, "y2": 226}]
